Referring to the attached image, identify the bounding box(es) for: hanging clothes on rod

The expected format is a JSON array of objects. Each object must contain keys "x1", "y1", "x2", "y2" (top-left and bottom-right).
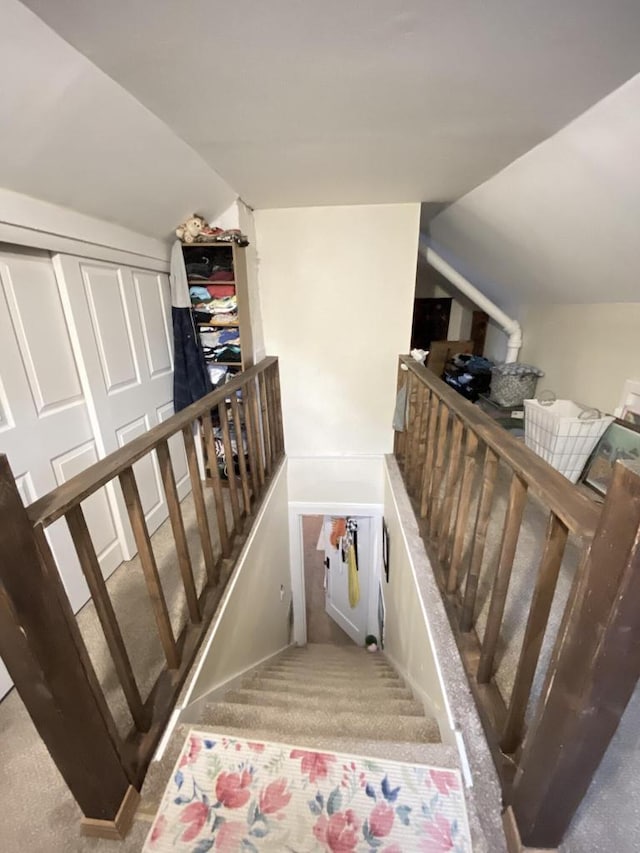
[{"x1": 317, "y1": 516, "x2": 360, "y2": 608}]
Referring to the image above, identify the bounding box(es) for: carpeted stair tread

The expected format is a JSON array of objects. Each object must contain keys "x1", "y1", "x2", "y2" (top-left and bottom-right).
[
  {"x1": 271, "y1": 656, "x2": 394, "y2": 671},
  {"x1": 244, "y1": 674, "x2": 415, "y2": 700},
  {"x1": 200, "y1": 701, "x2": 440, "y2": 743},
  {"x1": 223, "y1": 687, "x2": 424, "y2": 716},
  {"x1": 250, "y1": 667, "x2": 404, "y2": 688},
  {"x1": 266, "y1": 660, "x2": 398, "y2": 677}
]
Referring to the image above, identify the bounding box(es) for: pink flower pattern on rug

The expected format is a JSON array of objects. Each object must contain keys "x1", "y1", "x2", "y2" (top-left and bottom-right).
[{"x1": 144, "y1": 731, "x2": 472, "y2": 852}]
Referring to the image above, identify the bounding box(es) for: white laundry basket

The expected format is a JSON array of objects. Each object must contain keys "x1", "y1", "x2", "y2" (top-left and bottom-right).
[{"x1": 524, "y1": 399, "x2": 614, "y2": 483}]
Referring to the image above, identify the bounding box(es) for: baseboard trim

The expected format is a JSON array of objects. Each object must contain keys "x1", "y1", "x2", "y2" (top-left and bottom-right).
[{"x1": 80, "y1": 785, "x2": 140, "y2": 840}]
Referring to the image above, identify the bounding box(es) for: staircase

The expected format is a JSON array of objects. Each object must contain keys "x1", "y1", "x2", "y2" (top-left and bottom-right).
[
  {"x1": 201, "y1": 643, "x2": 441, "y2": 747},
  {"x1": 137, "y1": 643, "x2": 454, "y2": 828}
]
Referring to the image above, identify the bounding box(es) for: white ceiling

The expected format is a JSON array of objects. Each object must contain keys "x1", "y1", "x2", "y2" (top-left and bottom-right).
[
  {"x1": 20, "y1": 0, "x2": 640, "y2": 211},
  {"x1": 0, "y1": 0, "x2": 235, "y2": 239},
  {"x1": 430, "y1": 73, "x2": 640, "y2": 306}
]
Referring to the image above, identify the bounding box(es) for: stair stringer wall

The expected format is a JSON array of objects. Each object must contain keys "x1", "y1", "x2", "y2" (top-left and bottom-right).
[{"x1": 175, "y1": 459, "x2": 292, "y2": 723}]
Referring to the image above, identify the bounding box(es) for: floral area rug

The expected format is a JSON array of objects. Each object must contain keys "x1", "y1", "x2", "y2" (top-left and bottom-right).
[{"x1": 143, "y1": 729, "x2": 472, "y2": 852}]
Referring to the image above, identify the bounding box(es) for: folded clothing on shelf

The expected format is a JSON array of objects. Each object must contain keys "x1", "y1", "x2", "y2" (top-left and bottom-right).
[
  {"x1": 200, "y1": 326, "x2": 240, "y2": 347},
  {"x1": 202, "y1": 344, "x2": 241, "y2": 364}
]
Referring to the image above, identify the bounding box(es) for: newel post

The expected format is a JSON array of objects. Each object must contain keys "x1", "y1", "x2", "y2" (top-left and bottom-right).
[
  {"x1": 0, "y1": 455, "x2": 138, "y2": 837},
  {"x1": 509, "y1": 458, "x2": 640, "y2": 848}
]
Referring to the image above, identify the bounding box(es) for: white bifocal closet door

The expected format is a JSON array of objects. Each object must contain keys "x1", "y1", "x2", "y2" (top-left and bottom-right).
[
  {"x1": 54, "y1": 255, "x2": 189, "y2": 557},
  {"x1": 0, "y1": 247, "x2": 125, "y2": 697}
]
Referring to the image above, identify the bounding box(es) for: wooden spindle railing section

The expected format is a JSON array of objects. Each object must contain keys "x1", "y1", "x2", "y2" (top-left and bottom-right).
[
  {"x1": 393, "y1": 357, "x2": 640, "y2": 848},
  {"x1": 0, "y1": 357, "x2": 284, "y2": 839}
]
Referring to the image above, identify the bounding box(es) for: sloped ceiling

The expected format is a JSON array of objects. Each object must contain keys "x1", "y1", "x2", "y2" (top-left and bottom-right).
[
  {"x1": 429, "y1": 73, "x2": 640, "y2": 307},
  {"x1": 0, "y1": 0, "x2": 236, "y2": 239},
  {"x1": 20, "y1": 0, "x2": 640, "y2": 210}
]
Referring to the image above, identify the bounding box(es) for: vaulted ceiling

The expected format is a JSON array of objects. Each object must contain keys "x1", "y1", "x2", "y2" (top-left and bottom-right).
[
  {"x1": 429, "y1": 72, "x2": 640, "y2": 306},
  {"x1": 17, "y1": 0, "x2": 640, "y2": 214}
]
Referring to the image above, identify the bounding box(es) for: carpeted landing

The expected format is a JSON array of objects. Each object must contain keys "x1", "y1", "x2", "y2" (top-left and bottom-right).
[{"x1": 143, "y1": 729, "x2": 471, "y2": 852}]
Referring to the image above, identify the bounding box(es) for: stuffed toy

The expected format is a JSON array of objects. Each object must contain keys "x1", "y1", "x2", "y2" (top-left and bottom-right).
[
  {"x1": 175, "y1": 214, "x2": 251, "y2": 246},
  {"x1": 176, "y1": 214, "x2": 216, "y2": 243}
]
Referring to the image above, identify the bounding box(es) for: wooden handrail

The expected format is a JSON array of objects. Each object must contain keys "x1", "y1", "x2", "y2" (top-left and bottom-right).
[
  {"x1": 28, "y1": 357, "x2": 278, "y2": 528},
  {"x1": 400, "y1": 356, "x2": 599, "y2": 539},
  {"x1": 395, "y1": 355, "x2": 640, "y2": 848},
  {"x1": 0, "y1": 356, "x2": 285, "y2": 839}
]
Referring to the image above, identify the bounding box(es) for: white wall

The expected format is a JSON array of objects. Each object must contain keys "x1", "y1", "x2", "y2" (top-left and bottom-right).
[
  {"x1": 287, "y1": 457, "x2": 385, "y2": 506},
  {"x1": 237, "y1": 200, "x2": 266, "y2": 363},
  {"x1": 255, "y1": 203, "x2": 420, "y2": 457},
  {"x1": 382, "y1": 467, "x2": 449, "y2": 733},
  {"x1": 518, "y1": 303, "x2": 640, "y2": 414},
  {"x1": 183, "y1": 462, "x2": 291, "y2": 706}
]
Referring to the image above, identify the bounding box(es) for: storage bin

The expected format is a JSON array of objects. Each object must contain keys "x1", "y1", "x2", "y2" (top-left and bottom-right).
[
  {"x1": 490, "y1": 363, "x2": 544, "y2": 408},
  {"x1": 524, "y1": 398, "x2": 614, "y2": 483}
]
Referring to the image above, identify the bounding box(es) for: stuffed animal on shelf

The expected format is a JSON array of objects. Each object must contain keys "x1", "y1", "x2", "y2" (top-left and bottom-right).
[{"x1": 175, "y1": 214, "x2": 216, "y2": 243}]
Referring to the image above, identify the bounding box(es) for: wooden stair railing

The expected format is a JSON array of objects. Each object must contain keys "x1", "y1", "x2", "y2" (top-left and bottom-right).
[
  {"x1": 394, "y1": 355, "x2": 640, "y2": 848},
  {"x1": 0, "y1": 357, "x2": 284, "y2": 839}
]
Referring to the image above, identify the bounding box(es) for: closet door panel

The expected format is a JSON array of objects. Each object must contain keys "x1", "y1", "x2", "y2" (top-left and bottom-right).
[
  {"x1": 54, "y1": 255, "x2": 182, "y2": 557},
  {"x1": 0, "y1": 247, "x2": 125, "y2": 698},
  {"x1": 82, "y1": 263, "x2": 140, "y2": 393},
  {"x1": 133, "y1": 270, "x2": 173, "y2": 378}
]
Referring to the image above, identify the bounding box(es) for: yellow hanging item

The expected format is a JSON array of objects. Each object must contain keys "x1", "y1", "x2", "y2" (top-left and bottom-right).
[{"x1": 348, "y1": 544, "x2": 360, "y2": 608}]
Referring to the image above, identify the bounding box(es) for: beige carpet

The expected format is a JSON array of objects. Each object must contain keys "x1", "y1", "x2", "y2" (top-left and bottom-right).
[{"x1": 0, "y1": 487, "x2": 231, "y2": 853}]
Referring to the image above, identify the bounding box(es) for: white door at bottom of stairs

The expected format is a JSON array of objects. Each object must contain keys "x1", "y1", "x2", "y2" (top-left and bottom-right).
[{"x1": 323, "y1": 516, "x2": 371, "y2": 646}]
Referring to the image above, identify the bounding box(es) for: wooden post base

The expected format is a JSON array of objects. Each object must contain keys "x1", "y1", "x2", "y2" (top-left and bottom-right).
[{"x1": 80, "y1": 785, "x2": 141, "y2": 840}]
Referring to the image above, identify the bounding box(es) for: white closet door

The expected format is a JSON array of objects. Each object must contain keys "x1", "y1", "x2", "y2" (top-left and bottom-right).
[
  {"x1": 54, "y1": 256, "x2": 189, "y2": 557},
  {"x1": 0, "y1": 247, "x2": 124, "y2": 698}
]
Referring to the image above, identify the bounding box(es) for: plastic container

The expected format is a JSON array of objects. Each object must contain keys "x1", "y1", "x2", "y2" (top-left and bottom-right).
[
  {"x1": 490, "y1": 363, "x2": 544, "y2": 408},
  {"x1": 524, "y1": 398, "x2": 614, "y2": 483}
]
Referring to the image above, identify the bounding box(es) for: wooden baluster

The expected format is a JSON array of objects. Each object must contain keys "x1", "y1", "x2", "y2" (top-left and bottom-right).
[
  {"x1": 437, "y1": 417, "x2": 464, "y2": 561},
  {"x1": 218, "y1": 402, "x2": 241, "y2": 533},
  {"x1": 419, "y1": 393, "x2": 440, "y2": 518},
  {"x1": 247, "y1": 378, "x2": 266, "y2": 488},
  {"x1": 511, "y1": 459, "x2": 640, "y2": 848},
  {"x1": 404, "y1": 373, "x2": 418, "y2": 488},
  {"x1": 501, "y1": 513, "x2": 568, "y2": 753},
  {"x1": 156, "y1": 439, "x2": 201, "y2": 623},
  {"x1": 65, "y1": 505, "x2": 147, "y2": 731},
  {"x1": 182, "y1": 424, "x2": 218, "y2": 584},
  {"x1": 0, "y1": 456, "x2": 136, "y2": 834},
  {"x1": 408, "y1": 383, "x2": 427, "y2": 497},
  {"x1": 447, "y1": 430, "x2": 480, "y2": 593},
  {"x1": 461, "y1": 447, "x2": 498, "y2": 632},
  {"x1": 272, "y1": 361, "x2": 285, "y2": 456},
  {"x1": 229, "y1": 391, "x2": 251, "y2": 516},
  {"x1": 415, "y1": 386, "x2": 430, "y2": 495},
  {"x1": 258, "y1": 371, "x2": 273, "y2": 476},
  {"x1": 118, "y1": 466, "x2": 179, "y2": 669},
  {"x1": 242, "y1": 381, "x2": 261, "y2": 500},
  {"x1": 477, "y1": 473, "x2": 528, "y2": 683},
  {"x1": 266, "y1": 364, "x2": 280, "y2": 462},
  {"x1": 428, "y1": 404, "x2": 450, "y2": 538},
  {"x1": 201, "y1": 412, "x2": 231, "y2": 558}
]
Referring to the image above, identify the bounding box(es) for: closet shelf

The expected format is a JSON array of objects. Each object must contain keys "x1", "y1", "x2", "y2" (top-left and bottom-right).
[{"x1": 198, "y1": 321, "x2": 240, "y2": 328}]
